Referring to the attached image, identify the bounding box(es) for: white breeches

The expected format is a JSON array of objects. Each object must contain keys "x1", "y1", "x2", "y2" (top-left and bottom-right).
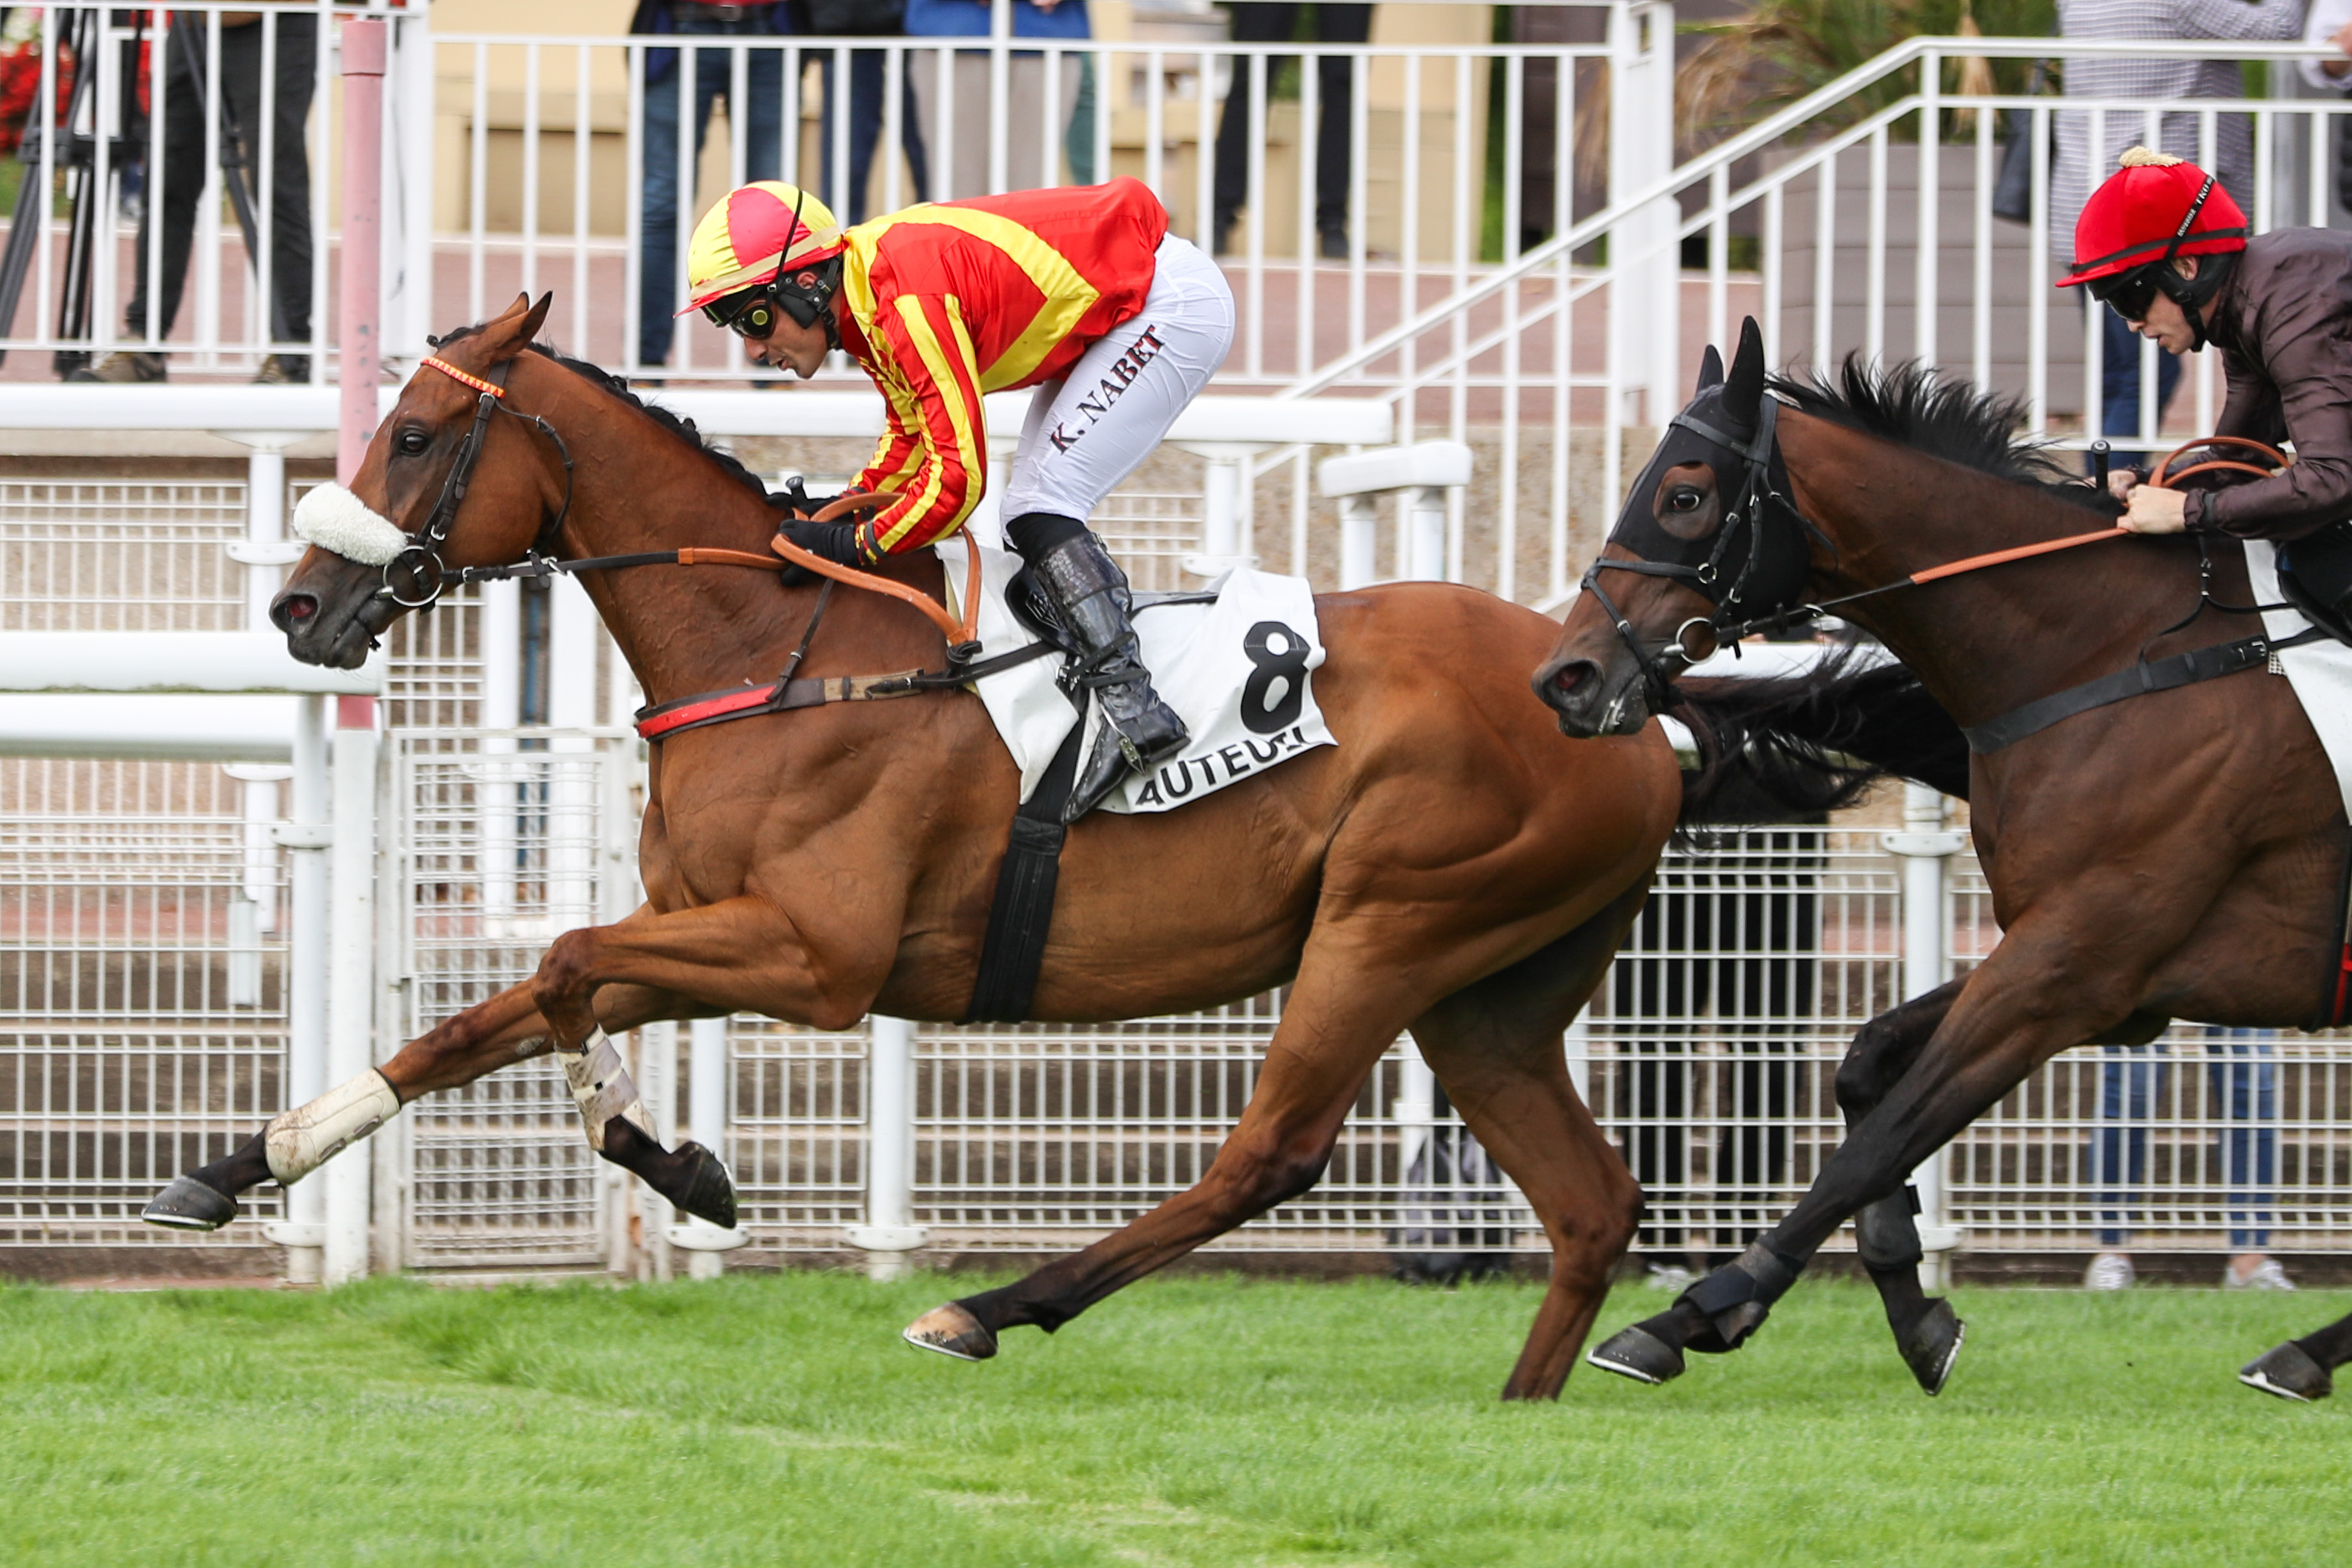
[{"x1": 996, "y1": 234, "x2": 1236, "y2": 528}]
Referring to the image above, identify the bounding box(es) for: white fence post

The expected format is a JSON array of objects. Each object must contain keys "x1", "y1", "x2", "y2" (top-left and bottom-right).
[
  {"x1": 323, "y1": 695, "x2": 378, "y2": 1285},
  {"x1": 851, "y1": 1015, "x2": 928, "y2": 1280},
  {"x1": 1883, "y1": 781, "x2": 1968, "y2": 1288},
  {"x1": 1609, "y1": 1, "x2": 1679, "y2": 429},
  {"x1": 669, "y1": 1016, "x2": 744, "y2": 1276},
  {"x1": 266, "y1": 695, "x2": 332, "y2": 1282}
]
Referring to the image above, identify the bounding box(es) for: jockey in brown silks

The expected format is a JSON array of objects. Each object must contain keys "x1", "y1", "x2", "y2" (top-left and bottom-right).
[
  {"x1": 2073, "y1": 146, "x2": 2352, "y2": 543},
  {"x1": 681, "y1": 178, "x2": 1236, "y2": 820}
]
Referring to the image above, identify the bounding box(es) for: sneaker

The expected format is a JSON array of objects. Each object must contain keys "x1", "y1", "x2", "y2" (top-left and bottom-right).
[
  {"x1": 1318, "y1": 226, "x2": 1349, "y2": 261},
  {"x1": 252, "y1": 355, "x2": 309, "y2": 384},
  {"x1": 2084, "y1": 1251, "x2": 2135, "y2": 1290},
  {"x1": 2224, "y1": 1254, "x2": 2295, "y2": 1291},
  {"x1": 67, "y1": 350, "x2": 166, "y2": 384}
]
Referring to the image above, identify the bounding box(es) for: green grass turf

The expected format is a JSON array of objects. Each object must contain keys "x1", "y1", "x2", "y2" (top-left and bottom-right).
[{"x1": 0, "y1": 1272, "x2": 2345, "y2": 1567}]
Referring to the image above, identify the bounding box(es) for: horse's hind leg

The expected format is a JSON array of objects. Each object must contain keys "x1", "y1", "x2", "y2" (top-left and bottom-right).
[
  {"x1": 2241, "y1": 1310, "x2": 2351, "y2": 1403},
  {"x1": 142, "y1": 975, "x2": 711, "y2": 1231},
  {"x1": 902, "y1": 953, "x2": 1427, "y2": 1361},
  {"x1": 1407, "y1": 884, "x2": 1648, "y2": 1400}
]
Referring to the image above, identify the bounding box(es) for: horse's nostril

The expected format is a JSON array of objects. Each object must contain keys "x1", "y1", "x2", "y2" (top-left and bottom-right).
[
  {"x1": 1551, "y1": 663, "x2": 1590, "y2": 696},
  {"x1": 273, "y1": 593, "x2": 319, "y2": 632}
]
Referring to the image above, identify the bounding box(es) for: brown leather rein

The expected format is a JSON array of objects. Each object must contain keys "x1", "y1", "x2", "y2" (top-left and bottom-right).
[{"x1": 1747, "y1": 433, "x2": 2291, "y2": 636}]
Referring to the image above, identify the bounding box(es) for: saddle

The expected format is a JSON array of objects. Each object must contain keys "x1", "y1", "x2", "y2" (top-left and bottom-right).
[{"x1": 2277, "y1": 523, "x2": 2352, "y2": 647}]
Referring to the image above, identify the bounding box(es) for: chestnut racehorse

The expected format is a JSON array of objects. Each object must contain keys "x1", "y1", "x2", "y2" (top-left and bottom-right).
[
  {"x1": 143, "y1": 292, "x2": 1827, "y2": 1399},
  {"x1": 1537, "y1": 319, "x2": 2352, "y2": 1403}
]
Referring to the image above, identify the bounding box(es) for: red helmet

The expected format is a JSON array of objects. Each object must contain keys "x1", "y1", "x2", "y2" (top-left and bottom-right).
[{"x1": 2061, "y1": 147, "x2": 2247, "y2": 291}]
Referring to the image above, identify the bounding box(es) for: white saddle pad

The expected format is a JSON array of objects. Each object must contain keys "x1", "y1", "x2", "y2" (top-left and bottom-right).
[
  {"x1": 935, "y1": 536, "x2": 1335, "y2": 813},
  {"x1": 2244, "y1": 540, "x2": 2352, "y2": 816}
]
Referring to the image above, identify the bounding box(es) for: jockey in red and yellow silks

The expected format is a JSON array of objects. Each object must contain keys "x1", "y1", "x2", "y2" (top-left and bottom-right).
[{"x1": 682, "y1": 178, "x2": 1235, "y2": 820}]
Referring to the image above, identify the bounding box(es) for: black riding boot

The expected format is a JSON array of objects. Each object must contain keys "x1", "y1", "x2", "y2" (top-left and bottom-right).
[{"x1": 1008, "y1": 513, "x2": 1189, "y2": 822}]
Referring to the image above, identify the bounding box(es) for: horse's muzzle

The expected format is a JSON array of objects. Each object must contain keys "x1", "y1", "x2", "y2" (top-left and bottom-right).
[
  {"x1": 1533, "y1": 653, "x2": 1649, "y2": 738},
  {"x1": 272, "y1": 553, "x2": 398, "y2": 670}
]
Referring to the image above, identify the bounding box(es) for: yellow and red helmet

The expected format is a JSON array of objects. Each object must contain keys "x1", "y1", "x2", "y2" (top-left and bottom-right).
[{"x1": 681, "y1": 181, "x2": 845, "y2": 315}]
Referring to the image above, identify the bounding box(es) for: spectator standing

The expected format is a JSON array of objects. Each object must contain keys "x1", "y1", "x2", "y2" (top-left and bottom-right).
[
  {"x1": 1211, "y1": 3, "x2": 1372, "y2": 259},
  {"x1": 2051, "y1": 0, "x2": 2304, "y2": 459},
  {"x1": 2084, "y1": 1029, "x2": 2293, "y2": 1290},
  {"x1": 2297, "y1": 0, "x2": 2352, "y2": 215},
  {"x1": 798, "y1": 0, "x2": 932, "y2": 224},
  {"x1": 632, "y1": 1, "x2": 792, "y2": 371},
  {"x1": 76, "y1": 9, "x2": 316, "y2": 383},
  {"x1": 903, "y1": 0, "x2": 1087, "y2": 198}
]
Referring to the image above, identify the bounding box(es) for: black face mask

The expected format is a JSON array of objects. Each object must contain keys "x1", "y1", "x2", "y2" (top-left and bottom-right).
[{"x1": 1604, "y1": 386, "x2": 1814, "y2": 619}]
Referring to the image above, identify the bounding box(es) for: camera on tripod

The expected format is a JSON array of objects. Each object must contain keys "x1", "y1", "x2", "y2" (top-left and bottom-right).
[{"x1": 0, "y1": 7, "x2": 305, "y2": 380}]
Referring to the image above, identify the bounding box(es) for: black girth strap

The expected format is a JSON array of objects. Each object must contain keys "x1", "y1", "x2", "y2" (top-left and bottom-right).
[
  {"x1": 1962, "y1": 629, "x2": 2318, "y2": 754},
  {"x1": 965, "y1": 722, "x2": 1088, "y2": 1024}
]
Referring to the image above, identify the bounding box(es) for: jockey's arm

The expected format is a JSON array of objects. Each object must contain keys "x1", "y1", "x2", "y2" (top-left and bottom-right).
[
  {"x1": 2186, "y1": 316, "x2": 2352, "y2": 541},
  {"x1": 848, "y1": 293, "x2": 989, "y2": 558}
]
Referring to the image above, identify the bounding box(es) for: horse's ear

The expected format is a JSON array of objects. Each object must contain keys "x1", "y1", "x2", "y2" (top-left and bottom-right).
[
  {"x1": 1694, "y1": 344, "x2": 1724, "y2": 394},
  {"x1": 517, "y1": 291, "x2": 553, "y2": 347},
  {"x1": 1722, "y1": 316, "x2": 1767, "y2": 431}
]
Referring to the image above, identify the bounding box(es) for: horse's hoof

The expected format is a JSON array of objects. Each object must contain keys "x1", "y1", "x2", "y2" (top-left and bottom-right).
[
  {"x1": 2239, "y1": 1341, "x2": 2332, "y2": 1403},
  {"x1": 1586, "y1": 1325, "x2": 1684, "y2": 1385},
  {"x1": 142, "y1": 1175, "x2": 240, "y2": 1232},
  {"x1": 675, "y1": 1141, "x2": 738, "y2": 1230},
  {"x1": 903, "y1": 1302, "x2": 997, "y2": 1362},
  {"x1": 1898, "y1": 1299, "x2": 1965, "y2": 1396}
]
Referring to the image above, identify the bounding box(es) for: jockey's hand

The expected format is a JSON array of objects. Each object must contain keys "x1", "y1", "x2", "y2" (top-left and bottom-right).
[
  {"x1": 2107, "y1": 466, "x2": 2141, "y2": 502},
  {"x1": 779, "y1": 515, "x2": 877, "y2": 568},
  {"x1": 2120, "y1": 482, "x2": 2189, "y2": 535}
]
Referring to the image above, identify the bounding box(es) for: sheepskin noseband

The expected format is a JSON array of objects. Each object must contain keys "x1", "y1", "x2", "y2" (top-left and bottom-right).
[{"x1": 291, "y1": 483, "x2": 410, "y2": 566}]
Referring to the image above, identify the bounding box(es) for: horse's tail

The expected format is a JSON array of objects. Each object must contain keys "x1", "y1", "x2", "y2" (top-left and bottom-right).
[{"x1": 1667, "y1": 645, "x2": 1970, "y2": 825}]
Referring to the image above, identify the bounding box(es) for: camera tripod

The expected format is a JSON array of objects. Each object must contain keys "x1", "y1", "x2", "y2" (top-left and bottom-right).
[{"x1": 0, "y1": 8, "x2": 276, "y2": 374}]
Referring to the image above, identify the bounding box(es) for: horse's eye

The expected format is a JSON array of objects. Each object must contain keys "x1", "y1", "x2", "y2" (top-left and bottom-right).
[
  {"x1": 1667, "y1": 486, "x2": 1704, "y2": 513},
  {"x1": 396, "y1": 428, "x2": 430, "y2": 457}
]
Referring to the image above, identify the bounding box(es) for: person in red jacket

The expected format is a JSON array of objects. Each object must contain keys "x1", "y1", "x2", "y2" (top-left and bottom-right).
[{"x1": 683, "y1": 178, "x2": 1236, "y2": 819}]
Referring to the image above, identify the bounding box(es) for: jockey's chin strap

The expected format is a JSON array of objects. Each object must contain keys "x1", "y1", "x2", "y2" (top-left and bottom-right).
[{"x1": 378, "y1": 355, "x2": 576, "y2": 610}]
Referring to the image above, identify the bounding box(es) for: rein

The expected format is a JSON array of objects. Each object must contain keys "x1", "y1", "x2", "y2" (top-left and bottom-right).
[
  {"x1": 392, "y1": 355, "x2": 985, "y2": 655},
  {"x1": 1599, "y1": 403, "x2": 2311, "y2": 749}
]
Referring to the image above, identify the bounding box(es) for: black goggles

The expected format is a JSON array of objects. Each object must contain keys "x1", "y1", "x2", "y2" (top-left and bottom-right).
[
  {"x1": 703, "y1": 288, "x2": 783, "y2": 340},
  {"x1": 2090, "y1": 264, "x2": 2165, "y2": 322}
]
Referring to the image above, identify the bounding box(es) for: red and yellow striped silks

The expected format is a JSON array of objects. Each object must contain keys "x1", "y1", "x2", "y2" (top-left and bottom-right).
[{"x1": 837, "y1": 179, "x2": 1169, "y2": 555}]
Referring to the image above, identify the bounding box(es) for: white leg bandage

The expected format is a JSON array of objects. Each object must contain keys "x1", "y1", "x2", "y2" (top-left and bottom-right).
[
  {"x1": 292, "y1": 482, "x2": 410, "y2": 566},
  {"x1": 264, "y1": 1069, "x2": 400, "y2": 1185},
  {"x1": 556, "y1": 1028, "x2": 654, "y2": 1153}
]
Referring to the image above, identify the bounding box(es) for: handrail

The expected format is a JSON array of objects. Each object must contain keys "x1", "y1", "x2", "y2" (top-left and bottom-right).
[{"x1": 1278, "y1": 33, "x2": 2352, "y2": 402}]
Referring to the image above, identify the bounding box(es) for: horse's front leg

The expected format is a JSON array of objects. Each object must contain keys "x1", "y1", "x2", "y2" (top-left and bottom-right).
[
  {"x1": 527, "y1": 895, "x2": 887, "y2": 1230},
  {"x1": 1591, "y1": 914, "x2": 2164, "y2": 1390},
  {"x1": 142, "y1": 969, "x2": 698, "y2": 1230},
  {"x1": 2241, "y1": 1311, "x2": 2352, "y2": 1403}
]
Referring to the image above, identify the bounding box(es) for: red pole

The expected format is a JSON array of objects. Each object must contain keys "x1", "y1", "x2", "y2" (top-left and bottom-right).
[{"x1": 337, "y1": 19, "x2": 387, "y2": 488}]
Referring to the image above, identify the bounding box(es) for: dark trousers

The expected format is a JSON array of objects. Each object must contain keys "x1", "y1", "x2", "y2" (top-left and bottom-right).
[
  {"x1": 128, "y1": 14, "x2": 315, "y2": 354},
  {"x1": 1211, "y1": 2, "x2": 1371, "y2": 236},
  {"x1": 816, "y1": 49, "x2": 930, "y2": 226}
]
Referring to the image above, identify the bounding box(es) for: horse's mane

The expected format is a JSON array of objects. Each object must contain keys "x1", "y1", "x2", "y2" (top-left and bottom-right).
[
  {"x1": 1768, "y1": 357, "x2": 2122, "y2": 518},
  {"x1": 429, "y1": 322, "x2": 785, "y2": 510}
]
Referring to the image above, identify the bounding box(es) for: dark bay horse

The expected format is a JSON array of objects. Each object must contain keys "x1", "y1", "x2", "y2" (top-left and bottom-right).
[
  {"x1": 144, "y1": 292, "x2": 1803, "y2": 1399},
  {"x1": 1537, "y1": 319, "x2": 2352, "y2": 1402}
]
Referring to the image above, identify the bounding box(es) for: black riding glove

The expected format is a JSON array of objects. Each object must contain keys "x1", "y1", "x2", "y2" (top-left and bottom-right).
[{"x1": 779, "y1": 515, "x2": 879, "y2": 569}]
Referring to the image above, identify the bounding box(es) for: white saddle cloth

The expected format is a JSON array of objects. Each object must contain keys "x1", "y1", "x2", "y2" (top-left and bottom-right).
[
  {"x1": 2244, "y1": 540, "x2": 2352, "y2": 816},
  {"x1": 935, "y1": 536, "x2": 1335, "y2": 813}
]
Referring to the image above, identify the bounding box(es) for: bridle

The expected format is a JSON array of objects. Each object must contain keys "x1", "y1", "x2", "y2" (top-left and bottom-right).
[
  {"x1": 1579, "y1": 390, "x2": 1830, "y2": 711},
  {"x1": 378, "y1": 354, "x2": 576, "y2": 611}
]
